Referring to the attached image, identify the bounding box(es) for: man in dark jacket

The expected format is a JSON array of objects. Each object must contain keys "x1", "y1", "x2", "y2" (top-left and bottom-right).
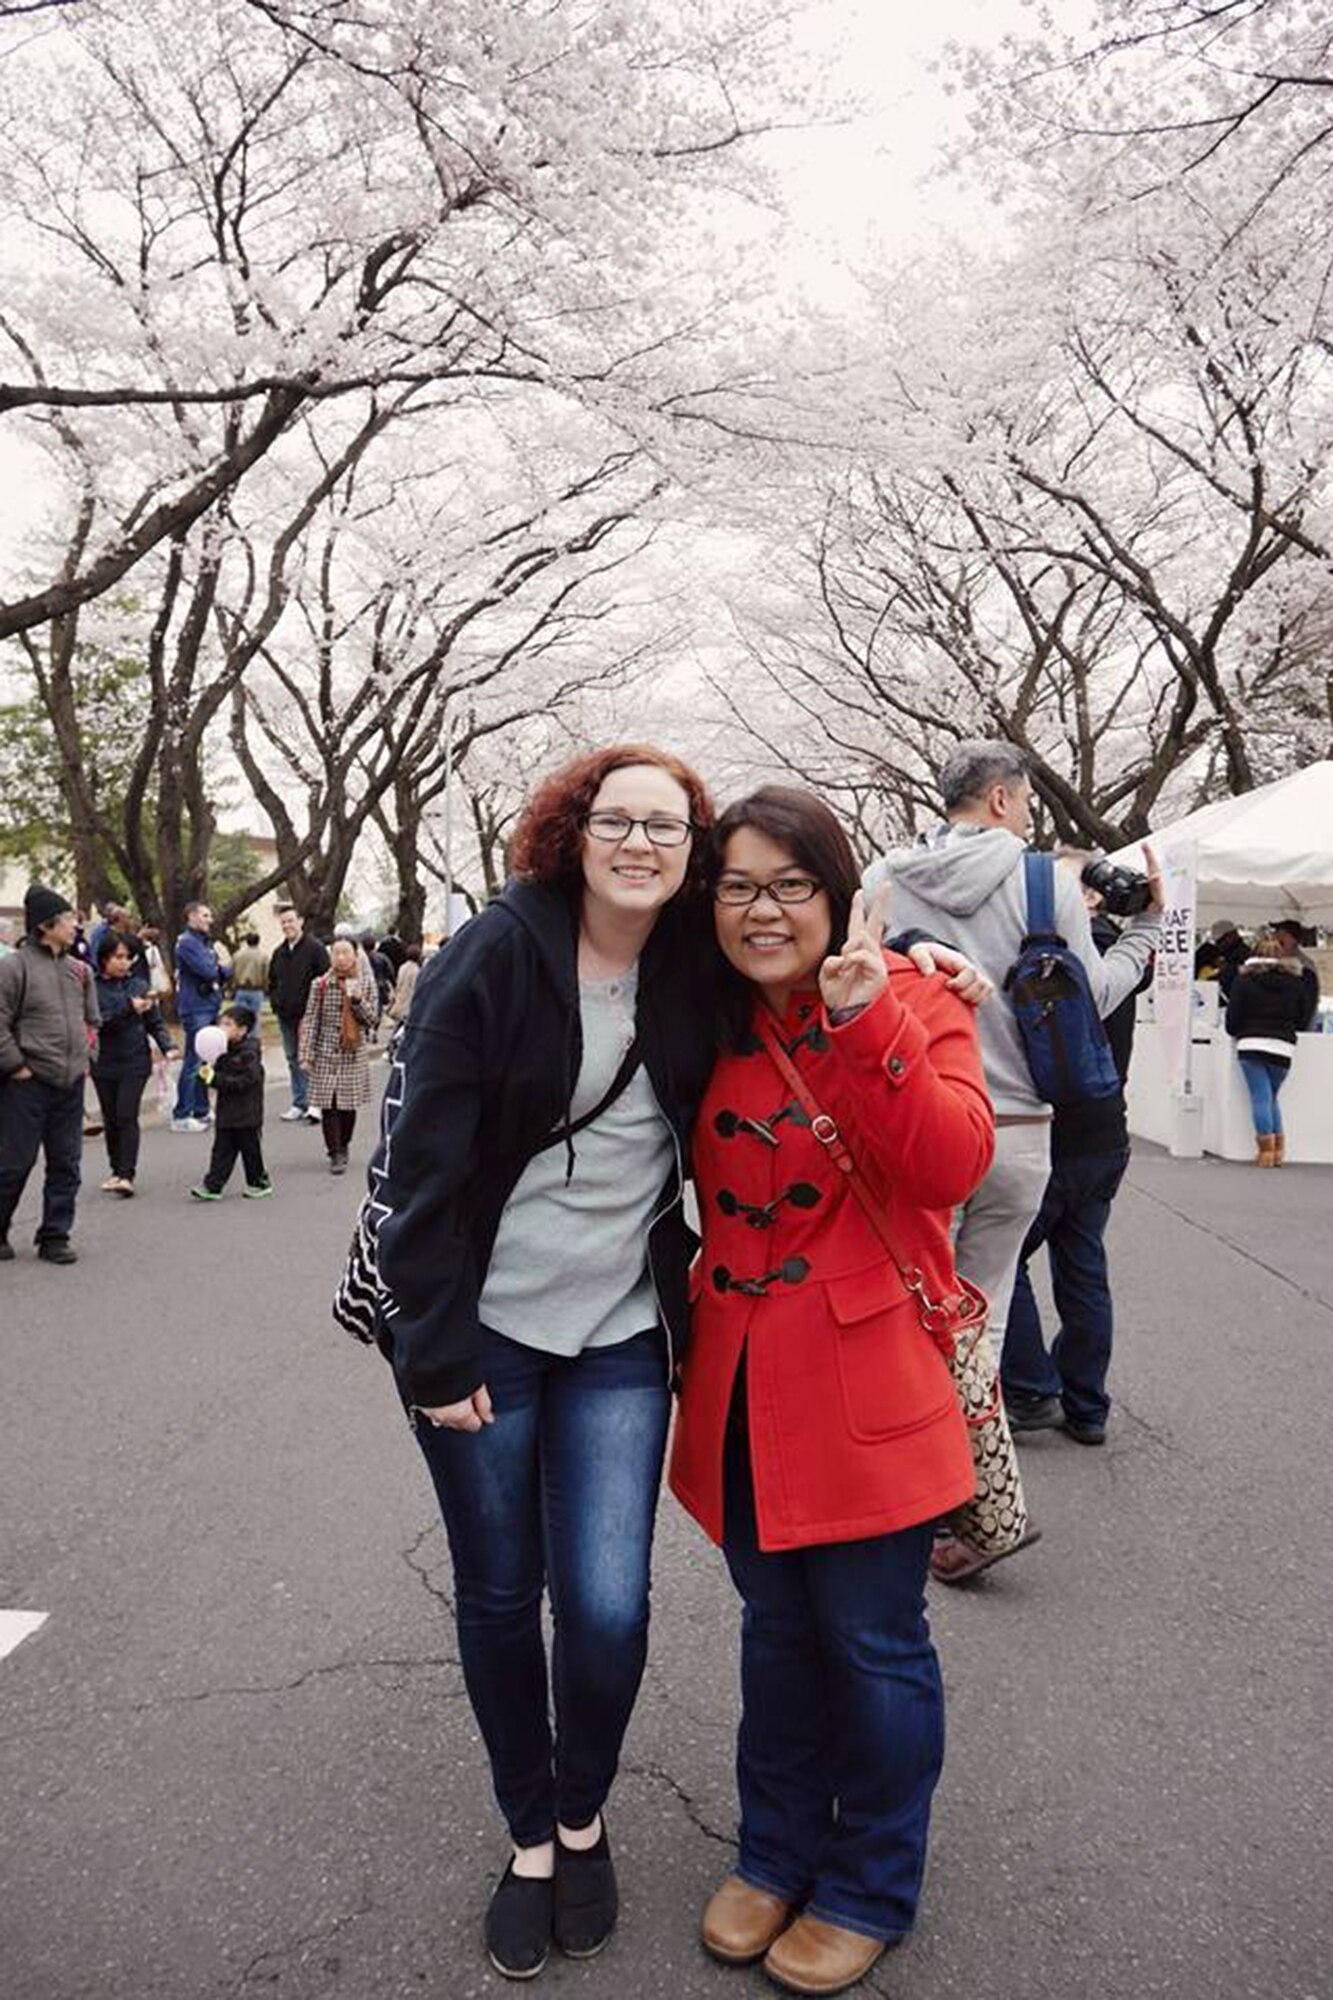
[
  {"x1": 267, "y1": 906, "x2": 328, "y2": 1121},
  {"x1": 1001, "y1": 876, "x2": 1150, "y2": 1445},
  {"x1": 1194, "y1": 919, "x2": 1249, "y2": 997},
  {"x1": 172, "y1": 901, "x2": 230, "y2": 1131},
  {"x1": 189, "y1": 1005, "x2": 271, "y2": 1200},
  {"x1": 0, "y1": 884, "x2": 101, "y2": 1264}
]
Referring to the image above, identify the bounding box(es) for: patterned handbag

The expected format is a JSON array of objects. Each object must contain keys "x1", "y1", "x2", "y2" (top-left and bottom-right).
[
  {"x1": 754, "y1": 1014, "x2": 1033, "y2": 1560},
  {"x1": 333, "y1": 1195, "x2": 385, "y2": 1346}
]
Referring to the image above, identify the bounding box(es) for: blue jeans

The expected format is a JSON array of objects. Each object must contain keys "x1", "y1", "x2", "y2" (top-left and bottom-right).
[
  {"x1": 414, "y1": 1325, "x2": 669, "y2": 1845},
  {"x1": 1001, "y1": 1145, "x2": 1129, "y2": 1428},
  {"x1": 0, "y1": 1074, "x2": 85, "y2": 1242},
  {"x1": 173, "y1": 1007, "x2": 217, "y2": 1120},
  {"x1": 233, "y1": 988, "x2": 265, "y2": 1023},
  {"x1": 278, "y1": 1016, "x2": 308, "y2": 1111},
  {"x1": 721, "y1": 1398, "x2": 943, "y2": 1943},
  {"x1": 1238, "y1": 1054, "x2": 1288, "y2": 1137}
]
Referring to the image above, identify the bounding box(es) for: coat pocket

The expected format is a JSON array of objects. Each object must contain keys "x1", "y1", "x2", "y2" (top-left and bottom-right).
[{"x1": 825, "y1": 1263, "x2": 956, "y2": 1445}]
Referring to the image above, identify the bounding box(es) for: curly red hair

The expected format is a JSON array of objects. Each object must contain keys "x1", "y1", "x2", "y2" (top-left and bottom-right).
[{"x1": 508, "y1": 743, "x2": 713, "y2": 891}]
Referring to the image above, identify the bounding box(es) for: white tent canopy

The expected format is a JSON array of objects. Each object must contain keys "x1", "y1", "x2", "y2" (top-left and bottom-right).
[{"x1": 1110, "y1": 759, "x2": 1333, "y2": 928}]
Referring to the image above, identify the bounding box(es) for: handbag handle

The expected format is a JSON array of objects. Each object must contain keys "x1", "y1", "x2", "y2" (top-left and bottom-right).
[{"x1": 753, "y1": 1010, "x2": 994, "y2": 1396}]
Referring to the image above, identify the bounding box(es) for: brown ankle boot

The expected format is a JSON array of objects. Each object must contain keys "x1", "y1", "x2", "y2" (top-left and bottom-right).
[
  {"x1": 763, "y1": 1914, "x2": 886, "y2": 1994},
  {"x1": 1255, "y1": 1136, "x2": 1278, "y2": 1166},
  {"x1": 701, "y1": 1875, "x2": 793, "y2": 1964},
  {"x1": 1273, "y1": 1133, "x2": 1286, "y2": 1165}
]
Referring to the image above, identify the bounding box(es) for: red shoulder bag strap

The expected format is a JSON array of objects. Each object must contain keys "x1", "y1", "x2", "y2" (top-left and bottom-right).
[{"x1": 752, "y1": 1009, "x2": 988, "y2": 1369}]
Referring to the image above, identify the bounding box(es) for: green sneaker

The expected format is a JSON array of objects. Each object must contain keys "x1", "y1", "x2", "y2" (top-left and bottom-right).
[
  {"x1": 189, "y1": 1185, "x2": 222, "y2": 1202},
  {"x1": 243, "y1": 1181, "x2": 274, "y2": 1200}
]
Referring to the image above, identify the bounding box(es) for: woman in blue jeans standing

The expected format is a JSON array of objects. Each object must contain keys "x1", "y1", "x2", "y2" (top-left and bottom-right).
[
  {"x1": 669, "y1": 790, "x2": 994, "y2": 1996},
  {"x1": 1225, "y1": 933, "x2": 1311, "y2": 1165},
  {"x1": 369, "y1": 744, "x2": 718, "y2": 1980}
]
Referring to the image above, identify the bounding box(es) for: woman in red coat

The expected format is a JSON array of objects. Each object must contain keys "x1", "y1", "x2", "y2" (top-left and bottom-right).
[{"x1": 669, "y1": 787, "x2": 995, "y2": 1997}]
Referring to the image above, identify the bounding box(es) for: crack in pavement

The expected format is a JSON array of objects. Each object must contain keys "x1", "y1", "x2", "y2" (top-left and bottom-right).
[
  {"x1": 232, "y1": 1896, "x2": 374, "y2": 1994},
  {"x1": 0, "y1": 1654, "x2": 465, "y2": 1748},
  {"x1": 1107, "y1": 1400, "x2": 1179, "y2": 1453},
  {"x1": 622, "y1": 1757, "x2": 734, "y2": 1848},
  {"x1": 1125, "y1": 1176, "x2": 1333, "y2": 1319},
  {"x1": 402, "y1": 1522, "x2": 455, "y2": 1613}
]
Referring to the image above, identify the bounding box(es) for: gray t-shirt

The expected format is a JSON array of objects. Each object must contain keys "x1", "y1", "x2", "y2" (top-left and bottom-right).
[{"x1": 478, "y1": 967, "x2": 673, "y2": 1355}]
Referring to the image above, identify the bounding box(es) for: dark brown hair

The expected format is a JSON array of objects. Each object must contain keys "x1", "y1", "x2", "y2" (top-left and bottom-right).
[
  {"x1": 711, "y1": 786, "x2": 861, "y2": 1046},
  {"x1": 508, "y1": 743, "x2": 713, "y2": 893},
  {"x1": 712, "y1": 787, "x2": 859, "y2": 951},
  {"x1": 95, "y1": 928, "x2": 133, "y2": 969}
]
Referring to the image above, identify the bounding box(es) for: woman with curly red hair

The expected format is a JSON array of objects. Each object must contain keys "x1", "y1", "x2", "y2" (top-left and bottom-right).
[{"x1": 369, "y1": 743, "x2": 717, "y2": 1979}]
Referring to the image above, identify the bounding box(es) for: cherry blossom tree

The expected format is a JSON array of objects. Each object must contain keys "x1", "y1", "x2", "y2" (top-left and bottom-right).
[
  {"x1": 953, "y1": 0, "x2": 1333, "y2": 230},
  {"x1": 217, "y1": 412, "x2": 673, "y2": 935},
  {"x1": 0, "y1": 0, "x2": 832, "y2": 923},
  {"x1": 0, "y1": 0, "x2": 816, "y2": 640},
  {"x1": 733, "y1": 0, "x2": 1333, "y2": 843}
]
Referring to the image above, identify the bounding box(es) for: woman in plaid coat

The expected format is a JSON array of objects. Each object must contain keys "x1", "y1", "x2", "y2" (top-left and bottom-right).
[{"x1": 298, "y1": 937, "x2": 378, "y2": 1174}]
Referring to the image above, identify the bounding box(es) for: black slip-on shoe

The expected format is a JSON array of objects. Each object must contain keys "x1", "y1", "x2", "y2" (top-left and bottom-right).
[
  {"x1": 1062, "y1": 1417, "x2": 1107, "y2": 1446},
  {"x1": 1006, "y1": 1392, "x2": 1062, "y2": 1433},
  {"x1": 36, "y1": 1237, "x2": 77, "y2": 1265},
  {"x1": 486, "y1": 1861, "x2": 553, "y2": 1980},
  {"x1": 554, "y1": 1824, "x2": 617, "y2": 1959}
]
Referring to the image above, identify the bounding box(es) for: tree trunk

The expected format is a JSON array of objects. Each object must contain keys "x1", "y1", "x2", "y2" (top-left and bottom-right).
[{"x1": 386, "y1": 772, "x2": 427, "y2": 942}]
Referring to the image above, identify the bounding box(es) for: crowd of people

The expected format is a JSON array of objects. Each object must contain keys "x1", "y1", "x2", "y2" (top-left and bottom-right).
[
  {"x1": 1, "y1": 742, "x2": 1324, "y2": 1999},
  {"x1": 0, "y1": 889, "x2": 423, "y2": 1260}
]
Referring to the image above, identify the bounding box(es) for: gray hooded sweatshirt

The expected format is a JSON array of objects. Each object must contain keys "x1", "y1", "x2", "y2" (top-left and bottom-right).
[{"x1": 865, "y1": 825, "x2": 1159, "y2": 1119}]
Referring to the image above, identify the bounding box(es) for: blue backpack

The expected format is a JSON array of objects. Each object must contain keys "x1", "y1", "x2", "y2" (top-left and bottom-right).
[{"x1": 1003, "y1": 854, "x2": 1120, "y2": 1106}]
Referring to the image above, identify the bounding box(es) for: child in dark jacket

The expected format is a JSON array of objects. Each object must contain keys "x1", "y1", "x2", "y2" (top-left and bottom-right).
[{"x1": 190, "y1": 1005, "x2": 272, "y2": 1200}]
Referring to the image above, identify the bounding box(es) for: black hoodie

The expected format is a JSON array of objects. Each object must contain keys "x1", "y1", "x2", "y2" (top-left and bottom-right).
[
  {"x1": 370, "y1": 880, "x2": 716, "y2": 1410},
  {"x1": 208, "y1": 1028, "x2": 265, "y2": 1127}
]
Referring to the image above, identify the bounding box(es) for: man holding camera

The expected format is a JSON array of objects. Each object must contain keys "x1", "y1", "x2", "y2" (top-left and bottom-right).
[
  {"x1": 1001, "y1": 869, "x2": 1149, "y2": 1445},
  {"x1": 866, "y1": 744, "x2": 1161, "y2": 1573}
]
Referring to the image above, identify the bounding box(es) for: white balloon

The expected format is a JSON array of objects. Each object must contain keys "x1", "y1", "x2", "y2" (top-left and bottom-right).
[{"x1": 194, "y1": 1024, "x2": 228, "y2": 1064}]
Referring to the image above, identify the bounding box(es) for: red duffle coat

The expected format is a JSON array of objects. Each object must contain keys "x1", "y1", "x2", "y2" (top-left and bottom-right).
[{"x1": 669, "y1": 959, "x2": 995, "y2": 1553}]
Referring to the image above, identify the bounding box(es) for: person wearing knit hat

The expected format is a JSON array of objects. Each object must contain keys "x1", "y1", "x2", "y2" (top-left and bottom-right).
[
  {"x1": 0, "y1": 883, "x2": 100, "y2": 1263},
  {"x1": 24, "y1": 884, "x2": 75, "y2": 933}
]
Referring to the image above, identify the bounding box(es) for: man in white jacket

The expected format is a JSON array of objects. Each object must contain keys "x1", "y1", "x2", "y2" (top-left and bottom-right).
[{"x1": 866, "y1": 744, "x2": 1161, "y2": 1576}]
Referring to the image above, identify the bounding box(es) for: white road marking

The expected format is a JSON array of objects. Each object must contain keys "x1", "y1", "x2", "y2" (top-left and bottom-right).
[{"x1": 0, "y1": 1611, "x2": 48, "y2": 1660}]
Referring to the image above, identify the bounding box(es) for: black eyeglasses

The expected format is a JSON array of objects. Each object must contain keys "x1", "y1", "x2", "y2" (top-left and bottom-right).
[
  {"x1": 713, "y1": 875, "x2": 823, "y2": 907},
  {"x1": 583, "y1": 811, "x2": 696, "y2": 849}
]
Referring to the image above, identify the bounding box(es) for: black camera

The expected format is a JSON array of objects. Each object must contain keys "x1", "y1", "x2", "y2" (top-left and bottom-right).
[{"x1": 1081, "y1": 856, "x2": 1153, "y2": 917}]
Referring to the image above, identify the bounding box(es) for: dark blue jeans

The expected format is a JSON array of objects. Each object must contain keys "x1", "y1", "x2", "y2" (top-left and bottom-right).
[
  {"x1": 1238, "y1": 1054, "x2": 1288, "y2": 1137},
  {"x1": 0, "y1": 1074, "x2": 85, "y2": 1242},
  {"x1": 414, "y1": 1325, "x2": 669, "y2": 1846},
  {"x1": 173, "y1": 1006, "x2": 217, "y2": 1120},
  {"x1": 721, "y1": 1404, "x2": 943, "y2": 1944},
  {"x1": 1001, "y1": 1145, "x2": 1130, "y2": 1428}
]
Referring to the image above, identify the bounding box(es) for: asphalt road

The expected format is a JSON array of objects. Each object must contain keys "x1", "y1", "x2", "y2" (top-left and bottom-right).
[{"x1": 2, "y1": 1102, "x2": 1331, "y2": 2000}]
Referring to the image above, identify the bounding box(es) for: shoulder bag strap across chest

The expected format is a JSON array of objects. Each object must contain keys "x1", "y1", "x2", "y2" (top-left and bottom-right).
[{"x1": 752, "y1": 1009, "x2": 984, "y2": 1359}]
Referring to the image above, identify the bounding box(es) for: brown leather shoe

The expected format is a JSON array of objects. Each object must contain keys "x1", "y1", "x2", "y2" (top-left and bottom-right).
[
  {"x1": 763, "y1": 1914, "x2": 885, "y2": 1995},
  {"x1": 701, "y1": 1874, "x2": 794, "y2": 1964}
]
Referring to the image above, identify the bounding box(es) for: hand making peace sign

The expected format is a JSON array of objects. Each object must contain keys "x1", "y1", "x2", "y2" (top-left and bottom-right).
[{"x1": 819, "y1": 885, "x2": 892, "y2": 1014}]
